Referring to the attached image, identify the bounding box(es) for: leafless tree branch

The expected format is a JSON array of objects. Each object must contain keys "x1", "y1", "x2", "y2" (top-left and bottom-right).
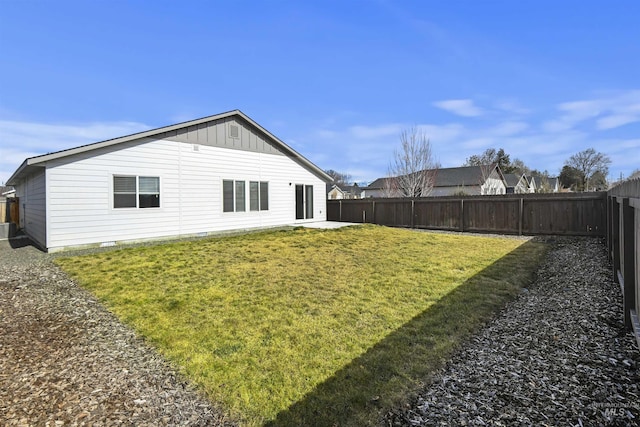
[{"x1": 386, "y1": 127, "x2": 439, "y2": 197}]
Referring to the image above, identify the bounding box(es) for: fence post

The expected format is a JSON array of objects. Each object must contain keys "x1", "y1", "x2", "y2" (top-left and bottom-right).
[
  {"x1": 622, "y1": 198, "x2": 635, "y2": 330},
  {"x1": 612, "y1": 198, "x2": 621, "y2": 284},
  {"x1": 372, "y1": 200, "x2": 376, "y2": 224},
  {"x1": 459, "y1": 199, "x2": 464, "y2": 232},
  {"x1": 607, "y1": 196, "x2": 613, "y2": 262},
  {"x1": 339, "y1": 200, "x2": 342, "y2": 222}
]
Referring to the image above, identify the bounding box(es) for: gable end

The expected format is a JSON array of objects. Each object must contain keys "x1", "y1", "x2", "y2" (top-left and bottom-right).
[{"x1": 160, "y1": 116, "x2": 285, "y2": 156}]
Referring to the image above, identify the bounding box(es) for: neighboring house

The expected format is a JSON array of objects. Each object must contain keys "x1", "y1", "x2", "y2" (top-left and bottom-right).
[
  {"x1": 363, "y1": 165, "x2": 507, "y2": 197},
  {"x1": 361, "y1": 178, "x2": 387, "y2": 198},
  {"x1": 7, "y1": 110, "x2": 332, "y2": 252},
  {"x1": 533, "y1": 175, "x2": 560, "y2": 193},
  {"x1": 526, "y1": 175, "x2": 537, "y2": 193},
  {"x1": 504, "y1": 173, "x2": 530, "y2": 194},
  {"x1": 431, "y1": 165, "x2": 506, "y2": 196},
  {"x1": 327, "y1": 183, "x2": 361, "y2": 199},
  {"x1": 0, "y1": 186, "x2": 15, "y2": 198},
  {"x1": 327, "y1": 184, "x2": 346, "y2": 200}
]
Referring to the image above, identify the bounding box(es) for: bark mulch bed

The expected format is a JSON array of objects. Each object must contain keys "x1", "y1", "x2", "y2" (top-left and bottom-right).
[
  {"x1": 386, "y1": 237, "x2": 640, "y2": 426},
  {"x1": 0, "y1": 239, "x2": 234, "y2": 427}
]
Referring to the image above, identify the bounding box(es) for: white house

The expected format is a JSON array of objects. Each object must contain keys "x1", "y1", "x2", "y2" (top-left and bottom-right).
[
  {"x1": 504, "y1": 173, "x2": 530, "y2": 194},
  {"x1": 7, "y1": 110, "x2": 332, "y2": 252}
]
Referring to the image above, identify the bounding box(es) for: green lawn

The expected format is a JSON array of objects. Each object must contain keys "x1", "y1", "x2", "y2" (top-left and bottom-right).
[{"x1": 55, "y1": 225, "x2": 547, "y2": 426}]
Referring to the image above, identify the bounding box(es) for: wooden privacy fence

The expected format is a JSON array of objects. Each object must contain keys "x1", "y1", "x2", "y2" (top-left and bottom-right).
[
  {"x1": 607, "y1": 178, "x2": 640, "y2": 347},
  {"x1": 328, "y1": 192, "x2": 607, "y2": 237}
]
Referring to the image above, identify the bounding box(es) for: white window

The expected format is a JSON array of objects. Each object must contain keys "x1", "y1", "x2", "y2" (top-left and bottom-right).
[
  {"x1": 250, "y1": 181, "x2": 269, "y2": 211},
  {"x1": 224, "y1": 180, "x2": 269, "y2": 212},
  {"x1": 113, "y1": 175, "x2": 160, "y2": 209}
]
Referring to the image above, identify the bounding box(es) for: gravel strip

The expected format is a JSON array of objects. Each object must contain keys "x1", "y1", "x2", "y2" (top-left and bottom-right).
[
  {"x1": 386, "y1": 237, "x2": 640, "y2": 426},
  {"x1": 0, "y1": 240, "x2": 234, "y2": 426}
]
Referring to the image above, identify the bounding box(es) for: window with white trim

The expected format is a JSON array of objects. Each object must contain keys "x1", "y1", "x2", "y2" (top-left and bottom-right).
[
  {"x1": 223, "y1": 180, "x2": 234, "y2": 212},
  {"x1": 224, "y1": 179, "x2": 269, "y2": 213},
  {"x1": 250, "y1": 181, "x2": 269, "y2": 211},
  {"x1": 113, "y1": 175, "x2": 160, "y2": 208}
]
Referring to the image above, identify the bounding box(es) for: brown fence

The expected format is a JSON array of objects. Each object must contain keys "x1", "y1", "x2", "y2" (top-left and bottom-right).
[
  {"x1": 328, "y1": 192, "x2": 607, "y2": 237},
  {"x1": 607, "y1": 178, "x2": 640, "y2": 347},
  {"x1": 0, "y1": 198, "x2": 6, "y2": 223}
]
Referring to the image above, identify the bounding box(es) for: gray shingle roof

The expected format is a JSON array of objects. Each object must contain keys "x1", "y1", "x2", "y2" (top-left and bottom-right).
[
  {"x1": 504, "y1": 173, "x2": 525, "y2": 187},
  {"x1": 366, "y1": 165, "x2": 496, "y2": 189}
]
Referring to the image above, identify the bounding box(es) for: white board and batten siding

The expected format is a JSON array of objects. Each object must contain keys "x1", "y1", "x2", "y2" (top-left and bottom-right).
[{"x1": 42, "y1": 116, "x2": 327, "y2": 251}]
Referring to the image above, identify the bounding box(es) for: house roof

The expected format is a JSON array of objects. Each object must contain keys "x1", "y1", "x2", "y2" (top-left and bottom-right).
[
  {"x1": 0, "y1": 185, "x2": 15, "y2": 196},
  {"x1": 531, "y1": 174, "x2": 559, "y2": 189},
  {"x1": 327, "y1": 183, "x2": 345, "y2": 193},
  {"x1": 366, "y1": 165, "x2": 502, "y2": 190},
  {"x1": 504, "y1": 173, "x2": 527, "y2": 187},
  {"x1": 7, "y1": 110, "x2": 333, "y2": 185}
]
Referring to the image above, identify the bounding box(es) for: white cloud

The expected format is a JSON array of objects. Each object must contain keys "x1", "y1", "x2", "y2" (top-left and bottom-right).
[
  {"x1": 596, "y1": 114, "x2": 639, "y2": 130},
  {"x1": 433, "y1": 99, "x2": 484, "y2": 117},
  {"x1": 296, "y1": 92, "x2": 640, "y2": 183},
  {"x1": 0, "y1": 119, "x2": 149, "y2": 184},
  {"x1": 543, "y1": 90, "x2": 640, "y2": 132}
]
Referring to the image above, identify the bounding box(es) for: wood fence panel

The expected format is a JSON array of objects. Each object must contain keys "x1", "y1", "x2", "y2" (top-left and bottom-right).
[
  {"x1": 463, "y1": 199, "x2": 519, "y2": 234},
  {"x1": 0, "y1": 199, "x2": 6, "y2": 223},
  {"x1": 334, "y1": 200, "x2": 374, "y2": 223},
  {"x1": 523, "y1": 196, "x2": 606, "y2": 236},
  {"x1": 328, "y1": 192, "x2": 607, "y2": 237},
  {"x1": 607, "y1": 178, "x2": 640, "y2": 348},
  {"x1": 327, "y1": 201, "x2": 340, "y2": 222},
  {"x1": 414, "y1": 200, "x2": 461, "y2": 230},
  {"x1": 373, "y1": 200, "x2": 412, "y2": 227}
]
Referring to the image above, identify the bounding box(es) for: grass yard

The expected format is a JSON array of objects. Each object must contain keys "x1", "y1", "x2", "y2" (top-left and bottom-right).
[{"x1": 55, "y1": 225, "x2": 547, "y2": 426}]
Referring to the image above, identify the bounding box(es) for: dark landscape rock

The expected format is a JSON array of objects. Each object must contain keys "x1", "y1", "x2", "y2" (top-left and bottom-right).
[{"x1": 386, "y1": 237, "x2": 640, "y2": 427}]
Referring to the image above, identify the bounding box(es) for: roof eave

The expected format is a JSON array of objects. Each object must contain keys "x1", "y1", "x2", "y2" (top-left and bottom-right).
[
  {"x1": 6, "y1": 158, "x2": 37, "y2": 186},
  {"x1": 7, "y1": 109, "x2": 333, "y2": 184}
]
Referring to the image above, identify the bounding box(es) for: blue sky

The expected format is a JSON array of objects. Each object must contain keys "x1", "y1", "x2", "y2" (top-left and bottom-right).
[{"x1": 1, "y1": 0, "x2": 639, "y2": 185}]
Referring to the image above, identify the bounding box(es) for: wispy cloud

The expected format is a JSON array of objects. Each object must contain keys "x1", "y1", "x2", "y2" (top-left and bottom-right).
[
  {"x1": 543, "y1": 90, "x2": 640, "y2": 132},
  {"x1": 0, "y1": 119, "x2": 148, "y2": 184},
  {"x1": 303, "y1": 91, "x2": 640, "y2": 183},
  {"x1": 433, "y1": 99, "x2": 484, "y2": 117}
]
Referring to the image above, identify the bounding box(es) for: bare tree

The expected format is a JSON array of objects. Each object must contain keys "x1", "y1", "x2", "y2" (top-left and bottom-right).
[
  {"x1": 324, "y1": 169, "x2": 352, "y2": 186},
  {"x1": 478, "y1": 163, "x2": 502, "y2": 195},
  {"x1": 565, "y1": 148, "x2": 611, "y2": 191},
  {"x1": 385, "y1": 127, "x2": 439, "y2": 197},
  {"x1": 536, "y1": 175, "x2": 553, "y2": 193}
]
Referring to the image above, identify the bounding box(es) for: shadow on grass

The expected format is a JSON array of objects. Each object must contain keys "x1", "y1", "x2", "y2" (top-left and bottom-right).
[{"x1": 265, "y1": 240, "x2": 548, "y2": 427}]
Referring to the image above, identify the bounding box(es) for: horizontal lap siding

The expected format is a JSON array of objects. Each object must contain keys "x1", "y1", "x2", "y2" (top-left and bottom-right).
[
  {"x1": 23, "y1": 169, "x2": 46, "y2": 247},
  {"x1": 45, "y1": 137, "x2": 326, "y2": 250},
  {"x1": 47, "y1": 139, "x2": 180, "y2": 248}
]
